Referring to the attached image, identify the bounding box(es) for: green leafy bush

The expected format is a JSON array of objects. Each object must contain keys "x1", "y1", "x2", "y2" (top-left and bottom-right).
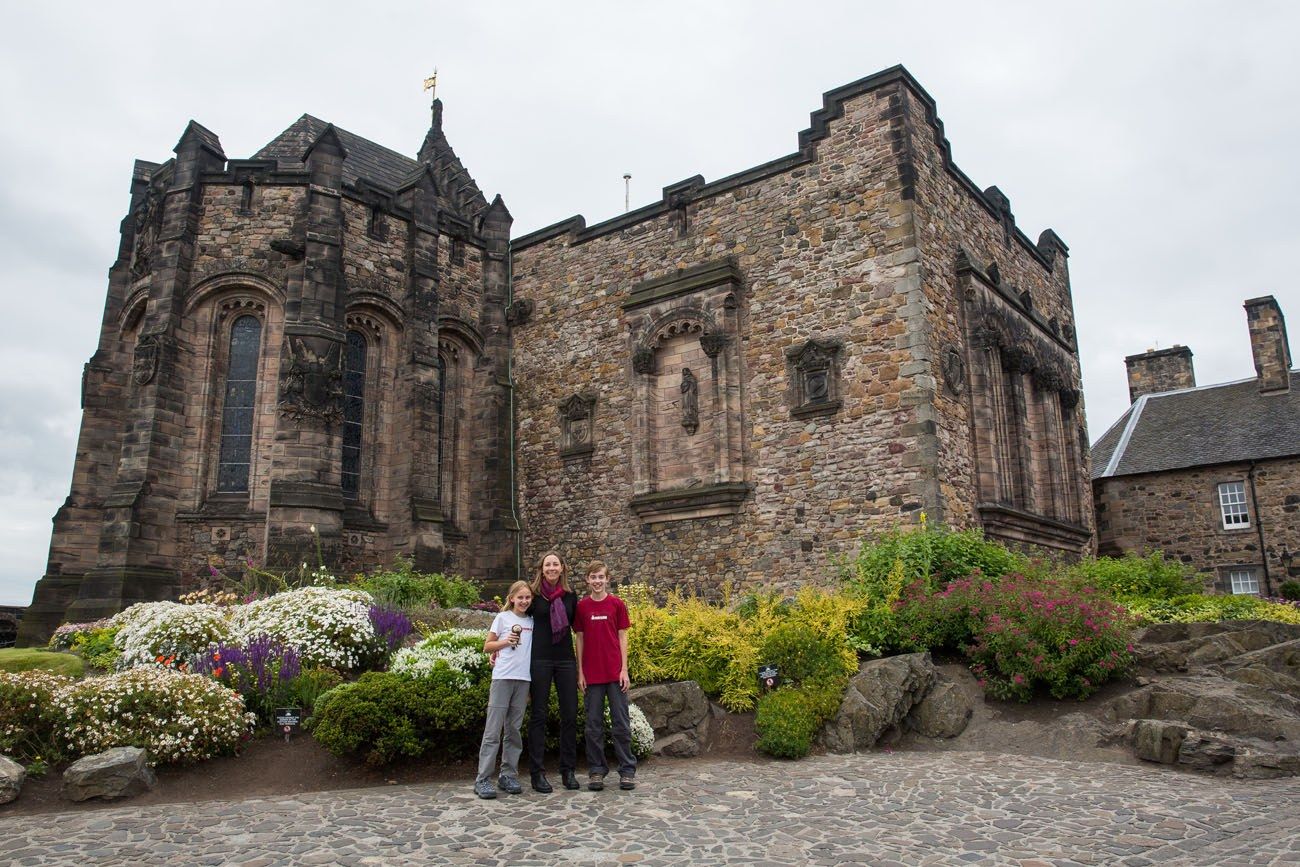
[
  {"x1": 53, "y1": 668, "x2": 254, "y2": 764},
  {"x1": 0, "y1": 648, "x2": 84, "y2": 677},
  {"x1": 754, "y1": 685, "x2": 841, "y2": 759},
  {"x1": 71, "y1": 626, "x2": 120, "y2": 671},
  {"x1": 0, "y1": 670, "x2": 72, "y2": 763},
  {"x1": 1126, "y1": 594, "x2": 1300, "y2": 625},
  {"x1": 1060, "y1": 552, "x2": 1198, "y2": 600},
  {"x1": 844, "y1": 519, "x2": 1025, "y2": 597},
  {"x1": 311, "y1": 669, "x2": 490, "y2": 766},
  {"x1": 1279, "y1": 581, "x2": 1300, "y2": 602},
  {"x1": 356, "y1": 557, "x2": 479, "y2": 610}
]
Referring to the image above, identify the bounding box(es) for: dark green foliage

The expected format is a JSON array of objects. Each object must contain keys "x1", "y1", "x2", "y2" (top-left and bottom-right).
[
  {"x1": 844, "y1": 523, "x2": 1026, "y2": 597},
  {"x1": 1280, "y1": 581, "x2": 1300, "y2": 601},
  {"x1": 759, "y1": 619, "x2": 857, "y2": 686},
  {"x1": 310, "y1": 669, "x2": 490, "y2": 766}
]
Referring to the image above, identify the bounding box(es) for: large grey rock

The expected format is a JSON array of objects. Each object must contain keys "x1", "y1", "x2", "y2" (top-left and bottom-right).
[
  {"x1": 1105, "y1": 678, "x2": 1300, "y2": 742},
  {"x1": 627, "y1": 680, "x2": 711, "y2": 757},
  {"x1": 1133, "y1": 621, "x2": 1300, "y2": 673},
  {"x1": 907, "y1": 679, "x2": 973, "y2": 739},
  {"x1": 0, "y1": 754, "x2": 25, "y2": 804},
  {"x1": 820, "y1": 653, "x2": 936, "y2": 754},
  {"x1": 1130, "y1": 719, "x2": 1190, "y2": 764},
  {"x1": 1177, "y1": 732, "x2": 1237, "y2": 773},
  {"x1": 62, "y1": 747, "x2": 156, "y2": 802}
]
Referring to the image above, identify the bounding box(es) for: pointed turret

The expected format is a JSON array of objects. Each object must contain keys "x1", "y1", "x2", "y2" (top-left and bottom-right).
[{"x1": 414, "y1": 98, "x2": 488, "y2": 219}]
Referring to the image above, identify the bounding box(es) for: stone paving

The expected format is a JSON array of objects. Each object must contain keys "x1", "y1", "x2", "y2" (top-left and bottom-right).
[{"x1": 3, "y1": 752, "x2": 1299, "y2": 866}]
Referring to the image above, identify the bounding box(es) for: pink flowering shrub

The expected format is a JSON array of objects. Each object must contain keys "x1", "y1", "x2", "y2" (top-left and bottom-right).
[{"x1": 898, "y1": 574, "x2": 1135, "y2": 702}]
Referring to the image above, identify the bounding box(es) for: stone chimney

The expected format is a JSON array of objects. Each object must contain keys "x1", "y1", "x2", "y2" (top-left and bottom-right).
[
  {"x1": 1125, "y1": 345, "x2": 1195, "y2": 403},
  {"x1": 1244, "y1": 296, "x2": 1292, "y2": 394}
]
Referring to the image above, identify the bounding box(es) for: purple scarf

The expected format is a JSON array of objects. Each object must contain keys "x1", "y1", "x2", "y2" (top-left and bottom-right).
[{"x1": 540, "y1": 579, "x2": 569, "y2": 643}]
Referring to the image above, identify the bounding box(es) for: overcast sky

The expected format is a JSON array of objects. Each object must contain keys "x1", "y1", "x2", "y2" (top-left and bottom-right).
[{"x1": 1, "y1": 1, "x2": 1296, "y2": 605}]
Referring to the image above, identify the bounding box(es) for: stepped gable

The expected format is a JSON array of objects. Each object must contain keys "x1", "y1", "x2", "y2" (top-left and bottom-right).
[{"x1": 1092, "y1": 371, "x2": 1300, "y2": 479}]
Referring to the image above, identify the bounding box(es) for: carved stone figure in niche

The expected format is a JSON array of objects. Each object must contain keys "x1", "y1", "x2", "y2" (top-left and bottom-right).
[
  {"x1": 132, "y1": 333, "x2": 167, "y2": 386},
  {"x1": 700, "y1": 332, "x2": 728, "y2": 358},
  {"x1": 632, "y1": 346, "x2": 655, "y2": 375},
  {"x1": 559, "y1": 393, "x2": 596, "y2": 457},
  {"x1": 680, "y1": 368, "x2": 699, "y2": 435},
  {"x1": 130, "y1": 185, "x2": 165, "y2": 280},
  {"x1": 279, "y1": 337, "x2": 343, "y2": 425},
  {"x1": 787, "y1": 338, "x2": 844, "y2": 418}
]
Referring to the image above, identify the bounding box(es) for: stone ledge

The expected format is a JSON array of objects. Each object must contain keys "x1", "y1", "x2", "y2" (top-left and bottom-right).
[
  {"x1": 977, "y1": 502, "x2": 1091, "y2": 552},
  {"x1": 791, "y1": 398, "x2": 842, "y2": 419},
  {"x1": 629, "y1": 482, "x2": 750, "y2": 525},
  {"x1": 622, "y1": 258, "x2": 742, "y2": 310}
]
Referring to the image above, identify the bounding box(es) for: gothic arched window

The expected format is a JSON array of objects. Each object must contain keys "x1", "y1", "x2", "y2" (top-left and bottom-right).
[
  {"x1": 341, "y1": 330, "x2": 367, "y2": 499},
  {"x1": 216, "y1": 315, "x2": 262, "y2": 493}
]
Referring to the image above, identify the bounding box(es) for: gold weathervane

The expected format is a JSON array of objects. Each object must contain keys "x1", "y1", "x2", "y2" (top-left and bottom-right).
[{"x1": 423, "y1": 69, "x2": 438, "y2": 101}]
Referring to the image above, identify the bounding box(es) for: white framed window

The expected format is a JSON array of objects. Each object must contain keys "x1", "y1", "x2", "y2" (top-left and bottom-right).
[
  {"x1": 1228, "y1": 569, "x2": 1259, "y2": 595},
  {"x1": 1217, "y1": 481, "x2": 1250, "y2": 529}
]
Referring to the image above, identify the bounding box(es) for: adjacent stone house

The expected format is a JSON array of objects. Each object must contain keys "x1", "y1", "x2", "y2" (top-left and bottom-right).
[
  {"x1": 20, "y1": 65, "x2": 1092, "y2": 644},
  {"x1": 1092, "y1": 296, "x2": 1300, "y2": 594}
]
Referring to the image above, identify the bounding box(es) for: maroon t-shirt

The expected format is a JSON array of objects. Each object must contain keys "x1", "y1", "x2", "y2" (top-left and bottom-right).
[{"x1": 574, "y1": 594, "x2": 630, "y2": 685}]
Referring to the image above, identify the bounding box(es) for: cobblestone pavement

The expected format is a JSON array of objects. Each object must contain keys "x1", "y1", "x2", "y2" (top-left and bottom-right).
[{"x1": 3, "y1": 752, "x2": 1299, "y2": 866}]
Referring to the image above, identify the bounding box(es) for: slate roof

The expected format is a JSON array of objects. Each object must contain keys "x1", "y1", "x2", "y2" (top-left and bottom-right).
[
  {"x1": 254, "y1": 114, "x2": 419, "y2": 191},
  {"x1": 1092, "y1": 371, "x2": 1300, "y2": 479}
]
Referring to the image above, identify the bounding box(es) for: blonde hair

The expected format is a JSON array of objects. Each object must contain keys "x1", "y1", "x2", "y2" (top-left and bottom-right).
[
  {"x1": 502, "y1": 580, "x2": 532, "y2": 612},
  {"x1": 529, "y1": 549, "x2": 571, "y2": 595}
]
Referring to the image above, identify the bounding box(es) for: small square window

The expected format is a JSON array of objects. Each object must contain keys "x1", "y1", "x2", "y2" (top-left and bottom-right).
[
  {"x1": 1228, "y1": 569, "x2": 1259, "y2": 595},
  {"x1": 1217, "y1": 481, "x2": 1250, "y2": 529}
]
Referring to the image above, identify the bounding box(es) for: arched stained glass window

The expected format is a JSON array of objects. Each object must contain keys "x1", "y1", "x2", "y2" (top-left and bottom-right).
[
  {"x1": 216, "y1": 316, "x2": 261, "y2": 493},
  {"x1": 342, "y1": 330, "x2": 367, "y2": 499}
]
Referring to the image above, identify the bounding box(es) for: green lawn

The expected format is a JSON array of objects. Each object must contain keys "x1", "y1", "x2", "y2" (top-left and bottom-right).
[{"x1": 0, "y1": 648, "x2": 85, "y2": 677}]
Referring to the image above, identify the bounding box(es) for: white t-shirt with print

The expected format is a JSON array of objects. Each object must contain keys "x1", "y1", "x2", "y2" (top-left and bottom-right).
[{"x1": 490, "y1": 610, "x2": 534, "y2": 681}]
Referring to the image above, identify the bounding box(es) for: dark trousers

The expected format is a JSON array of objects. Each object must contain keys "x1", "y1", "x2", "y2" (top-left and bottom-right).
[
  {"x1": 585, "y1": 681, "x2": 637, "y2": 777},
  {"x1": 527, "y1": 657, "x2": 578, "y2": 773}
]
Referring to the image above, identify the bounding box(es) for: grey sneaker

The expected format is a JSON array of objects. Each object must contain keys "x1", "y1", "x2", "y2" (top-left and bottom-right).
[
  {"x1": 474, "y1": 780, "x2": 498, "y2": 799},
  {"x1": 498, "y1": 774, "x2": 523, "y2": 795},
  {"x1": 619, "y1": 775, "x2": 636, "y2": 791},
  {"x1": 588, "y1": 772, "x2": 605, "y2": 791}
]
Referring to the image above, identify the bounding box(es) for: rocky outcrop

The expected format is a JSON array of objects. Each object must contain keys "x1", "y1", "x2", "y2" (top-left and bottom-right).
[
  {"x1": 627, "y1": 680, "x2": 715, "y2": 757},
  {"x1": 0, "y1": 754, "x2": 24, "y2": 804},
  {"x1": 819, "y1": 653, "x2": 936, "y2": 753},
  {"x1": 907, "y1": 679, "x2": 974, "y2": 739},
  {"x1": 1132, "y1": 621, "x2": 1300, "y2": 673},
  {"x1": 62, "y1": 747, "x2": 156, "y2": 802}
]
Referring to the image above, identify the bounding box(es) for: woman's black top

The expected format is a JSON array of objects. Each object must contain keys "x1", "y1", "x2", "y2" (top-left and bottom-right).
[{"x1": 527, "y1": 590, "x2": 577, "y2": 661}]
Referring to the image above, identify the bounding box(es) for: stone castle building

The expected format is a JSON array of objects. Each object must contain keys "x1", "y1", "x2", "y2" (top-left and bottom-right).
[
  {"x1": 1092, "y1": 296, "x2": 1300, "y2": 595},
  {"x1": 21, "y1": 66, "x2": 1092, "y2": 644}
]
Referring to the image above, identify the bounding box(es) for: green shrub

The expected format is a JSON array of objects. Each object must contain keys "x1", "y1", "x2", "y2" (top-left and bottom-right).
[
  {"x1": 1279, "y1": 581, "x2": 1300, "y2": 602},
  {"x1": 71, "y1": 626, "x2": 120, "y2": 671},
  {"x1": 0, "y1": 648, "x2": 85, "y2": 677},
  {"x1": 844, "y1": 519, "x2": 1025, "y2": 597},
  {"x1": 311, "y1": 669, "x2": 490, "y2": 766},
  {"x1": 754, "y1": 685, "x2": 841, "y2": 759},
  {"x1": 0, "y1": 670, "x2": 72, "y2": 763},
  {"x1": 1061, "y1": 552, "x2": 1198, "y2": 600},
  {"x1": 356, "y1": 557, "x2": 479, "y2": 610},
  {"x1": 290, "y1": 667, "x2": 344, "y2": 716},
  {"x1": 1126, "y1": 594, "x2": 1300, "y2": 625}
]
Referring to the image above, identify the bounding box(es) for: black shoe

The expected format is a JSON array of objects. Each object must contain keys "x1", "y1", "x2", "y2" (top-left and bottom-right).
[
  {"x1": 531, "y1": 771, "x2": 553, "y2": 794},
  {"x1": 561, "y1": 769, "x2": 580, "y2": 790},
  {"x1": 498, "y1": 775, "x2": 523, "y2": 795}
]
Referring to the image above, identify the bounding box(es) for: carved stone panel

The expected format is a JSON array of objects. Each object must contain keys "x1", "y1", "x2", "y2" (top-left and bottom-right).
[
  {"x1": 786, "y1": 338, "x2": 844, "y2": 418},
  {"x1": 131, "y1": 333, "x2": 171, "y2": 386},
  {"x1": 559, "y1": 392, "x2": 596, "y2": 459},
  {"x1": 278, "y1": 336, "x2": 343, "y2": 425}
]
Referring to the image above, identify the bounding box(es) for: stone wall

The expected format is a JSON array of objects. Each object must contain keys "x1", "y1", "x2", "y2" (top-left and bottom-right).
[{"x1": 1094, "y1": 457, "x2": 1300, "y2": 593}]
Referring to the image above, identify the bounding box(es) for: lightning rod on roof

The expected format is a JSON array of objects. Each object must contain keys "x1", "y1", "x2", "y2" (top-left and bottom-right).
[{"x1": 624, "y1": 173, "x2": 631, "y2": 213}]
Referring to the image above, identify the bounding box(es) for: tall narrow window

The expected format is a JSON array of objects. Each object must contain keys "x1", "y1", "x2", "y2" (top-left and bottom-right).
[
  {"x1": 1218, "y1": 481, "x2": 1250, "y2": 529},
  {"x1": 217, "y1": 316, "x2": 261, "y2": 493},
  {"x1": 341, "y1": 331, "x2": 367, "y2": 499}
]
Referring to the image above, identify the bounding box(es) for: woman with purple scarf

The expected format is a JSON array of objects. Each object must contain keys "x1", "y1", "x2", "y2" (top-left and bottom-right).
[{"x1": 525, "y1": 550, "x2": 580, "y2": 792}]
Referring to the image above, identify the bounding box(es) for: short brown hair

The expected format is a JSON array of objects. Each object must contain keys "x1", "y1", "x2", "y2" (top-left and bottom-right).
[{"x1": 583, "y1": 560, "x2": 611, "y2": 582}]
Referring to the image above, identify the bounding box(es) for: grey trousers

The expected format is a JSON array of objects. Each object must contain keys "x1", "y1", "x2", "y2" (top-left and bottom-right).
[
  {"x1": 477, "y1": 678, "x2": 530, "y2": 784},
  {"x1": 584, "y1": 682, "x2": 637, "y2": 777}
]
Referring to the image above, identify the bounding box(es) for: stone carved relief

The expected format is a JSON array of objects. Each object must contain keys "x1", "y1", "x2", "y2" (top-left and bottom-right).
[
  {"x1": 786, "y1": 338, "x2": 844, "y2": 418},
  {"x1": 680, "y1": 368, "x2": 699, "y2": 435},
  {"x1": 700, "y1": 332, "x2": 728, "y2": 358},
  {"x1": 130, "y1": 185, "x2": 166, "y2": 280},
  {"x1": 632, "y1": 347, "x2": 655, "y2": 375},
  {"x1": 131, "y1": 333, "x2": 170, "y2": 386},
  {"x1": 559, "y1": 393, "x2": 596, "y2": 458},
  {"x1": 278, "y1": 337, "x2": 343, "y2": 425},
  {"x1": 505, "y1": 299, "x2": 534, "y2": 328},
  {"x1": 941, "y1": 347, "x2": 967, "y2": 397},
  {"x1": 190, "y1": 256, "x2": 278, "y2": 291}
]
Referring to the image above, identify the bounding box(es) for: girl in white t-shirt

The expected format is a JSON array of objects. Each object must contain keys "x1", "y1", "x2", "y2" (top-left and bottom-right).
[{"x1": 474, "y1": 580, "x2": 535, "y2": 799}]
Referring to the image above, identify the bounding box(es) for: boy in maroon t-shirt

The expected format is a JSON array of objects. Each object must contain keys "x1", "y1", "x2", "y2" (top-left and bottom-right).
[{"x1": 573, "y1": 560, "x2": 636, "y2": 791}]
